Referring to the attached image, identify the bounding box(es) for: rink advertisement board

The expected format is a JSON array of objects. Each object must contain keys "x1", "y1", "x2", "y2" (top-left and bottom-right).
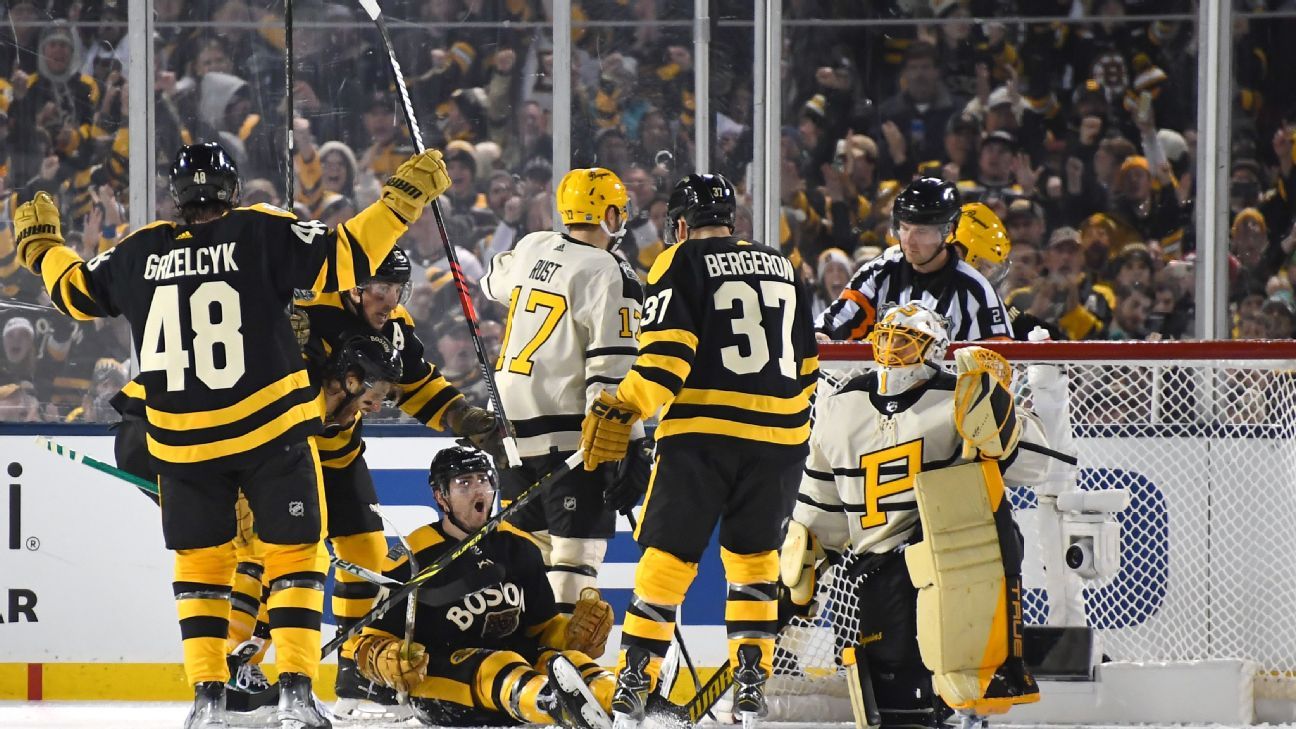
[{"x1": 0, "y1": 428, "x2": 1284, "y2": 699}]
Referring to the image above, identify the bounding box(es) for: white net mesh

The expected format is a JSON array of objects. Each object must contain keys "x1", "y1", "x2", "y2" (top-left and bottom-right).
[{"x1": 767, "y1": 345, "x2": 1296, "y2": 719}]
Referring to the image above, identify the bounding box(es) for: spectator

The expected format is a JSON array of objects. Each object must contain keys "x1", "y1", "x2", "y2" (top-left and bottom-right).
[
  {"x1": 1, "y1": 316, "x2": 36, "y2": 396},
  {"x1": 811, "y1": 247, "x2": 853, "y2": 321},
  {"x1": 873, "y1": 41, "x2": 965, "y2": 181},
  {"x1": 1107, "y1": 154, "x2": 1186, "y2": 260},
  {"x1": 1107, "y1": 284, "x2": 1154, "y2": 340},
  {"x1": 1007, "y1": 226, "x2": 1114, "y2": 340},
  {"x1": 1110, "y1": 242, "x2": 1155, "y2": 291},
  {"x1": 1004, "y1": 197, "x2": 1047, "y2": 249}
]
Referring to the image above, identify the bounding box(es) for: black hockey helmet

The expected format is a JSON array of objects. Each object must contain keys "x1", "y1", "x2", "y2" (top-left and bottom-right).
[
  {"x1": 361, "y1": 246, "x2": 413, "y2": 305},
  {"x1": 666, "y1": 173, "x2": 737, "y2": 244},
  {"x1": 892, "y1": 177, "x2": 961, "y2": 237},
  {"x1": 328, "y1": 334, "x2": 403, "y2": 391},
  {"x1": 428, "y1": 445, "x2": 496, "y2": 496},
  {"x1": 170, "y1": 142, "x2": 240, "y2": 208},
  {"x1": 372, "y1": 246, "x2": 412, "y2": 285}
]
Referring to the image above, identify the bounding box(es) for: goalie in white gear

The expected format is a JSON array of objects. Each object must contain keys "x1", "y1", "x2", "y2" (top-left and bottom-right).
[
  {"x1": 785, "y1": 303, "x2": 1066, "y2": 728},
  {"x1": 482, "y1": 167, "x2": 648, "y2": 619}
]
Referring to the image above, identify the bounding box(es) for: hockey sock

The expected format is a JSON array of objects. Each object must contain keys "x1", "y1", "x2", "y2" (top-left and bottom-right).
[
  {"x1": 476, "y1": 651, "x2": 552, "y2": 723},
  {"x1": 329, "y1": 530, "x2": 385, "y2": 659},
  {"x1": 721, "y1": 548, "x2": 780, "y2": 677},
  {"x1": 174, "y1": 543, "x2": 237, "y2": 685},
  {"x1": 264, "y1": 541, "x2": 328, "y2": 680},
  {"x1": 226, "y1": 558, "x2": 263, "y2": 655}
]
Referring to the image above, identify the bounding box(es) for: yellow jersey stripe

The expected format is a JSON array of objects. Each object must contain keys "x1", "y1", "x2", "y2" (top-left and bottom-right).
[
  {"x1": 636, "y1": 352, "x2": 692, "y2": 382},
  {"x1": 617, "y1": 369, "x2": 676, "y2": 420},
  {"x1": 145, "y1": 400, "x2": 319, "y2": 463},
  {"x1": 145, "y1": 370, "x2": 313, "y2": 430},
  {"x1": 417, "y1": 676, "x2": 473, "y2": 706},
  {"x1": 654, "y1": 416, "x2": 810, "y2": 446},
  {"x1": 800, "y1": 356, "x2": 820, "y2": 376},
  {"x1": 671, "y1": 382, "x2": 816, "y2": 416},
  {"x1": 638, "y1": 328, "x2": 698, "y2": 351}
]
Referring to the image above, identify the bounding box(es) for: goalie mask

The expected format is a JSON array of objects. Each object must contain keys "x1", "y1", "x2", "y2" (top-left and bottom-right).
[{"x1": 869, "y1": 303, "x2": 951, "y2": 395}]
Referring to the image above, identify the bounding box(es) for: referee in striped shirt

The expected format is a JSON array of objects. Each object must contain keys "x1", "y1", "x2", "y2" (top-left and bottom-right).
[{"x1": 817, "y1": 177, "x2": 1013, "y2": 342}]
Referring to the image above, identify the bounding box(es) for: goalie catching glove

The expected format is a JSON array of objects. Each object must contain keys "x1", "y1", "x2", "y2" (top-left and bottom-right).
[
  {"x1": 953, "y1": 346, "x2": 1020, "y2": 460},
  {"x1": 353, "y1": 634, "x2": 429, "y2": 694},
  {"x1": 13, "y1": 192, "x2": 64, "y2": 274},
  {"x1": 565, "y1": 587, "x2": 614, "y2": 657},
  {"x1": 381, "y1": 149, "x2": 452, "y2": 224},
  {"x1": 580, "y1": 390, "x2": 638, "y2": 471}
]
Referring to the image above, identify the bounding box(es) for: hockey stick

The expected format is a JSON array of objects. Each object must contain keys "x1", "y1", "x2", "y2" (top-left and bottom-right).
[
  {"x1": 320, "y1": 449, "x2": 583, "y2": 658},
  {"x1": 623, "y1": 509, "x2": 711, "y2": 719},
  {"x1": 32, "y1": 435, "x2": 158, "y2": 495},
  {"x1": 354, "y1": 0, "x2": 520, "y2": 467},
  {"x1": 283, "y1": 0, "x2": 295, "y2": 205},
  {"x1": 0, "y1": 298, "x2": 60, "y2": 315},
  {"x1": 368, "y1": 503, "x2": 419, "y2": 705}
]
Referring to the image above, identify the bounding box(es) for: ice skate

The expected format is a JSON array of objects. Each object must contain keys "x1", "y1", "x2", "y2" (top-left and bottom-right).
[
  {"x1": 732, "y1": 645, "x2": 768, "y2": 729},
  {"x1": 276, "y1": 672, "x2": 331, "y2": 729},
  {"x1": 547, "y1": 653, "x2": 612, "y2": 729},
  {"x1": 184, "y1": 681, "x2": 227, "y2": 729},
  {"x1": 611, "y1": 646, "x2": 653, "y2": 729},
  {"x1": 332, "y1": 655, "x2": 411, "y2": 722}
]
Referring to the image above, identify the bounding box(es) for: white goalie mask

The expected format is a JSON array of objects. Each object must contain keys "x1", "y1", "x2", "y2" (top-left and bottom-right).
[{"x1": 869, "y1": 303, "x2": 952, "y2": 395}]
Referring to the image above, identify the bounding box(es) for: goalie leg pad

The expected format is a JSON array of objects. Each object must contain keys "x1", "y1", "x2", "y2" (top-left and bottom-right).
[
  {"x1": 905, "y1": 461, "x2": 1007, "y2": 711},
  {"x1": 548, "y1": 536, "x2": 608, "y2": 614},
  {"x1": 843, "y1": 646, "x2": 881, "y2": 729},
  {"x1": 779, "y1": 519, "x2": 826, "y2": 611}
]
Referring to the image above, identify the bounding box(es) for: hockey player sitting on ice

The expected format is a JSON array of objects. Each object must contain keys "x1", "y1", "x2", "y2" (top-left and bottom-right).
[
  {"x1": 782, "y1": 302, "x2": 1061, "y2": 729},
  {"x1": 352, "y1": 445, "x2": 620, "y2": 729},
  {"x1": 482, "y1": 167, "x2": 648, "y2": 623}
]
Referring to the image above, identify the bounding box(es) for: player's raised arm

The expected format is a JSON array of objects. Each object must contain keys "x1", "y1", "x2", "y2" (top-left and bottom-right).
[
  {"x1": 279, "y1": 149, "x2": 451, "y2": 297},
  {"x1": 15, "y1": 191, "x2": 120, "y2": 320}
]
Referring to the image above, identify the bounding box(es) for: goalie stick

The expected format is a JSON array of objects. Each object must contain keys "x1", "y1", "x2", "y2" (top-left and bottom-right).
[
  {"x1": 320, "y1": 449, "x2": 583, "y2": 658},
  {"x1": 354, "y1": 0, "x2": 519, "y2": 466}
]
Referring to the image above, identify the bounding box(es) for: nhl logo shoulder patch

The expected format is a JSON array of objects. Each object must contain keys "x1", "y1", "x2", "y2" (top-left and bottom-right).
[{"x1": 563, "y1": 496, "x2": 578, "y2": 512}]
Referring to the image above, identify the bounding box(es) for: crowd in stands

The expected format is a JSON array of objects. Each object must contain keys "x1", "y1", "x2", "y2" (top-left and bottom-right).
[{"x1": 1, "y1": 0, "x2": 1295, "y2": 423}]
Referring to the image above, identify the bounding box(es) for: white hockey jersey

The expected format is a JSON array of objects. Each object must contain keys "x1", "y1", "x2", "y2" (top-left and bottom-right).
[
  {"x1": 794, "y1": 370, "x2": 1060, "y2": 556},
  {"x1": 482, "y1": 231, "x2": 644, "y2": 457}
]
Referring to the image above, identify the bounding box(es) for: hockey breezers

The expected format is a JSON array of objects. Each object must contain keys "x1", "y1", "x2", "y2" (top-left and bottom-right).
[{"x1": 319, "y1": 450, "x2": 583, "y2": 658}]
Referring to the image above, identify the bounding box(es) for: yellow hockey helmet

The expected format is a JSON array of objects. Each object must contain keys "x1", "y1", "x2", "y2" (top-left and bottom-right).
[
  {"x1": 955, "y1": 202, "x2": 1011, "y2": 285},
  {"x1": 557, "y1": 167, "x2": 629, "y2": 227}
]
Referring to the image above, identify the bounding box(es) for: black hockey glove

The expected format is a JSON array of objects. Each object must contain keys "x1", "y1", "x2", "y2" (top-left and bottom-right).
[
  {"x1": 604, "y1": 437, "x2": 653, "y2": 514},
  {"x1": 446, "y1": 399, "x2": 507, "y2": 465}
]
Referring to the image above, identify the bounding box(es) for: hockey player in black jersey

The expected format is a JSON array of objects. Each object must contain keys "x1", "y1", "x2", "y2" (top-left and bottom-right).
[
  {"x1": 277, "y1": 245, "x2": 498, "y2": 713},
  {"x1": 353, "y1": 446, "x2": 618, "y2": 728},
  {"x1": 12, "y1": 140, "x2": 451, "y2": 729},
  {"x1": 580, "y1": 173, "x2": 820, "y2": 728}
]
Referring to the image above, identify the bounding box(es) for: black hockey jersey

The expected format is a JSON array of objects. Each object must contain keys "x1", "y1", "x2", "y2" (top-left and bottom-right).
[
  {"x1": 38, "y1": 201, "x2": 409, "y2": 475},
  {"x1": 298, "y1": 294, "x2": 463, "y2": 468},
  {"x1": 368, "y1": 522, "x2": 566, "y2": 653},
  {"x1": 616, "y1": 235, "x2": 819, "y2": 451}
]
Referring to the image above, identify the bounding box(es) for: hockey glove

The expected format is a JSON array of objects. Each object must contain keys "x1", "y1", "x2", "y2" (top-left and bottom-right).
[
  {"x1": 580, "y1": 390, "x2": 638, "y2": 471},
  {"x1": 13, "y1": 192, "x2": 65, "y2": 274},
  {"x1": 354, "y1": 634, "x2": 429, "y2": 694},
  {"x1": 604, "y1": 437, "x2": 653, "y2": 513},
  {"x1": 446, "y1": 399, "x2": 507, "y2": 465},
  {"x1": 953, "y1": 346, "x2": 1020, "y2": 460},
  {"x1": 565, "y1": 587, "x2": 614, "y2": 657},
  {"x1": 381, "y1": 149, "x2": 452, "y2": 224}
]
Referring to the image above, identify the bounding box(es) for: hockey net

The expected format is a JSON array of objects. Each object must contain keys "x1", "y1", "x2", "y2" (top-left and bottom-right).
[{"x1": 764, "y1": 340, "x2": 1296, "y2": 722}]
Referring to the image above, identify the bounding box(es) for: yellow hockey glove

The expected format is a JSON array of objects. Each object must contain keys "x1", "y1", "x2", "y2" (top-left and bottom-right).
[
  {"x1": 953, "y1": 346, "x2": 1021, "y2": 460},
  {"x1": 580, "y1": 390, "x2": 638, "y2": 471},
  {"x1": 381, "y1": 149, "x2": 452, "y2": 224},
  {"x1": 565, "y1": 587, "x2": 614, "y2": 657},
  {"x1": 354, "y1": 634, "x2": 429, "y2": 694},
  {"x1": 13, "y1": 192, "x2": 65, "y2": 274}
]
